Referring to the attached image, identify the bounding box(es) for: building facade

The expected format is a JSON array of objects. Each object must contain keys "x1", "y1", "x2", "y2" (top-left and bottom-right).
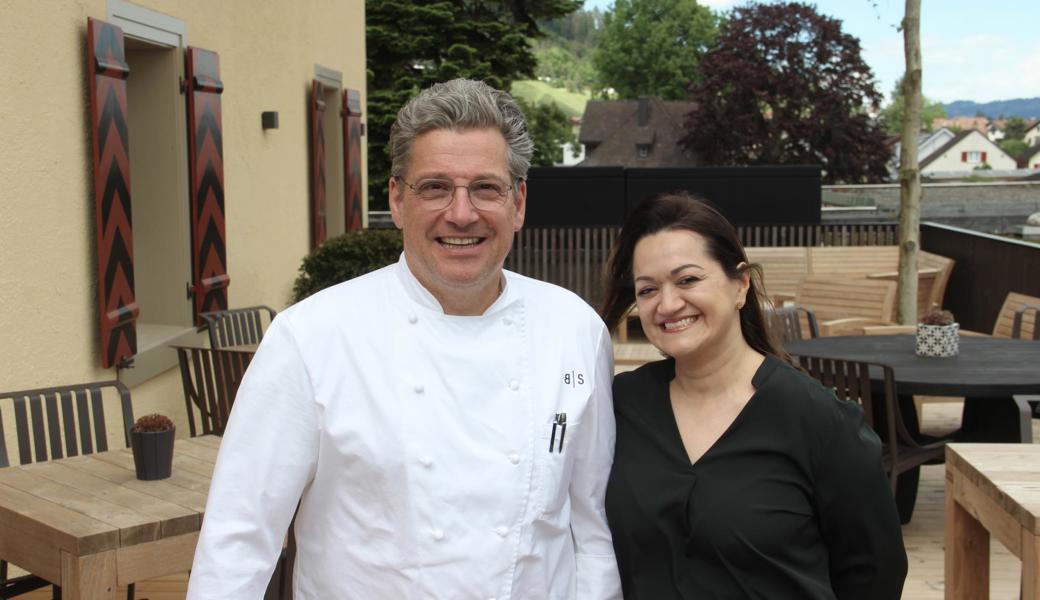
[{"x1": 1, "y1": 0, "x2": 366, "y2": 430}]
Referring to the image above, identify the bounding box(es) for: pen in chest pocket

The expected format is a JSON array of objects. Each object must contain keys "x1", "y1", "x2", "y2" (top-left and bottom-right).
[{"x1": 549, "y1": 412, "x2": 567, "y2": 453}]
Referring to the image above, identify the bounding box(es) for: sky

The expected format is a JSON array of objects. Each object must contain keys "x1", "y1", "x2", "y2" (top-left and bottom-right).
[{"x1": 581, "y1": 0, "x2": 1040, "y2": 104}]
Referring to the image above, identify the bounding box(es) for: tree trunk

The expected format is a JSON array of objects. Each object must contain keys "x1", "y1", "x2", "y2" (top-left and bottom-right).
[{"x1": 896, "y1": 0, "x2": 922, "y2": 324}]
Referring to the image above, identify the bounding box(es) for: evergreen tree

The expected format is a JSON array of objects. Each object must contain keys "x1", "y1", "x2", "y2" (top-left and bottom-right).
[
  {"x1": 592, "y1": 0, "x2": 718, "y2": 100},
  {"x1": 366, "y1": 0, "x2": 579, "y2": 210},
  {"x1": 681, "y1": 2, "x2": 890, "y2": 184}
]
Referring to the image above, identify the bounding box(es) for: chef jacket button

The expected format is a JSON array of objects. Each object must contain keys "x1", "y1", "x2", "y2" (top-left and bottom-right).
[
  {"x1": 495, "y1": 526, "x2": 508, "y2": 537},
  {"x1": 413, "y1": 383, "x2": 424, "y2": 394},
  {"x1": 508, "y1": 379, "x2": 519, "y2": 391},
  {"x1": 431, "y1": 529, "x2": 445, "y2": 541},
  {"x1": 408, "y1": 314, "x2": 418, "y2": 324},
  {"x1": 419, "y1": 456, "x2": 433, "y2": 468},
  {"x1": 508, "y1": 452, "x2": 520, "y2": 465}
]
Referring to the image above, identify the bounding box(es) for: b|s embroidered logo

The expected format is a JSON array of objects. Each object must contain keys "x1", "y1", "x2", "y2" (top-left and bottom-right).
[{"x1": 563, "y1": 370, "x2": 585, "y2": 387}]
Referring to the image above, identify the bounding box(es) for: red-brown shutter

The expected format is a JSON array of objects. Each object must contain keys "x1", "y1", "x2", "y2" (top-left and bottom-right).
[
  {"x1": 185, "y1": 47, "x2": 229, "y2": 323},
  {"x1": 961, "y1": 151, "x2": 967, "y2": 162},
  {"x1": 87, "y1": 18, "x2": 138, "y2": 369},
  {"x1": 310, "y1": 80, "x2": 327, "y2": 248},
  {"x1": 342, "y1": 88, "x2": 364, "y2": 232},
  {"x1": 981, "y1": 151, "x2": 987, "y2": 163}
]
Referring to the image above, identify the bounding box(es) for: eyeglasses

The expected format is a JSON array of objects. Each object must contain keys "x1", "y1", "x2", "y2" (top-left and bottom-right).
[{"x1": 397, "y1": 176, "x2": 522, "y2": 211}]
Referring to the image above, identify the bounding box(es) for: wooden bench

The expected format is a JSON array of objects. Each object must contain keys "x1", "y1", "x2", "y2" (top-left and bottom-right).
[
  {"x1": 793, "y1": 275, "x2": 898, "y2": 336},
  {"x1": 745, "y1": 246, "x2": 955, "y2": 318}
]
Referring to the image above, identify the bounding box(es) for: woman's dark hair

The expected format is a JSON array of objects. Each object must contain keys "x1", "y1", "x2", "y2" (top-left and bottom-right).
[{"x1": 601, "y1": 192, "x2": 786, "y2": 360}]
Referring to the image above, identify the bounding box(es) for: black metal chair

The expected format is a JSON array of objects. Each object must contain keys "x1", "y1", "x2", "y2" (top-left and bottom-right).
[
  {"x1": 200, "y1": 305, "x2": 277, "y2": 349},
  {"x1": 173, "y1": 345, "x2": 254, "y2": 438},
  {"x1": 768, "y1": 305, "x2": 820, "y2": 343},
  {"x1": 0, "y1": 381, "x2": 135, "y2": 600},
  {"x1": 797, "y1": 356, "x2": 946, "y2": 523}
]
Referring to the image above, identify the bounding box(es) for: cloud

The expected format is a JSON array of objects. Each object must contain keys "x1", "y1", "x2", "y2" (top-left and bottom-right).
[{"x1": 921, "y1": 34, "x2": 1040, "y2": 102}]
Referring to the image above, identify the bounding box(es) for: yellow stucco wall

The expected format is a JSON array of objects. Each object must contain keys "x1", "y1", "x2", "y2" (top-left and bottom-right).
[{"x1": 0, "y1": 0, "x2": 366, "y2": 433}]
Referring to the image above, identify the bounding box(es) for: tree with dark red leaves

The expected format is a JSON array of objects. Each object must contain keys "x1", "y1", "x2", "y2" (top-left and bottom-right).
[{"x1": 680, "y1": 2, "x2": 892, "y2": 184}]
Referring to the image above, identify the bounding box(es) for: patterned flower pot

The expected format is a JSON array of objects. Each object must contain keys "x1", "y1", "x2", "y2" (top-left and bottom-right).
[
  {"x1": 915, "y1": 323, "x2": 959, "y2": 357},
  {"x1": 130, "y1": 427, "x2": 175, "y2": 480}
]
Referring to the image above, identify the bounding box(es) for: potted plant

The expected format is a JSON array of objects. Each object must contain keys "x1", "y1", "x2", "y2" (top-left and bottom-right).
[
  {"x1": 916, "y1": 308, "x2": 959, "y2": 358},
  {"x1": 130, "y1": 413, "x2": 176, "y2": 480}
]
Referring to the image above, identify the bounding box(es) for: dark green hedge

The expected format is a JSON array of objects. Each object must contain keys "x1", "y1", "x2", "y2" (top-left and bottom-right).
[{"x1": 292, "y1": 229, "x2": 403, "y2": 303}]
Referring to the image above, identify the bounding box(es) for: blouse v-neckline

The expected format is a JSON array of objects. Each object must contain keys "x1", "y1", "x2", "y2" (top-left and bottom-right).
[{"x1": 662, "y1": 355, "x2": 778, "y2": 467}]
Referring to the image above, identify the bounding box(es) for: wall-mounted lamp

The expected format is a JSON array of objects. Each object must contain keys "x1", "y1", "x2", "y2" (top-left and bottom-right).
[{"x1": 261, "y1": 111, "x2": 279, "y2": 130}]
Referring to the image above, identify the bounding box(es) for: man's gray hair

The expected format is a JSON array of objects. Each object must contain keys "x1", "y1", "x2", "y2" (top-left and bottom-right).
[{"x1": 389, "y1": 79, "x2": 534, "y2": 183}]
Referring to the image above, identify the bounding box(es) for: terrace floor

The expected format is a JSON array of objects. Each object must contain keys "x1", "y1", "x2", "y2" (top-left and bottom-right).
[{"x1": 18, "y1": 354, "x2": 1034, "y2": 600}]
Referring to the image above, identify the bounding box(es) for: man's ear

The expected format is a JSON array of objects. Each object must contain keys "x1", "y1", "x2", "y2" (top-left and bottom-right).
[
  {"x1": 388, "y1": 177, "x2": 405, "y2": 230},
  {"x1": 512, "y1": 178, "x2": 527, "y2": 232}
]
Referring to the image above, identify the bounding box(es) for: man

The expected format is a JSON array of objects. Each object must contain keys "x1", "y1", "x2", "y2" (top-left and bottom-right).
[{"x1": 187, "y1": 79, "x2": 621, "y2": 599}]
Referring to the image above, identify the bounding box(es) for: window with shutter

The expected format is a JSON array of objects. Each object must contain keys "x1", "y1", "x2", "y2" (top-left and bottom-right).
[
  {"x1": 185, "y1": 48, "x2": 230, "y2": 323},
  {"x1": 310, "y1": 79, "x2": 328, "y2": 248},
  {"x1": 88, "y1": 18, "x2": 138, "y2": 369},
  {"x1": 343, "y1": 88, "x2": 364, "y2": 231}
]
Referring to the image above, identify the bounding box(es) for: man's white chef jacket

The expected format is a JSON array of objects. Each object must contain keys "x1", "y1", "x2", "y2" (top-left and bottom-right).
[{"x1": 187, "y1": 257, "x2": 621, "y2": 599}]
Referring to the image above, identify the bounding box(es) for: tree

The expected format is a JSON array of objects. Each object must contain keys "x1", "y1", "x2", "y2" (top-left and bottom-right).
[
  {"x1": 999, "y1": 138, "x2": 1028, "y2": 158},
  {"x1": 366, "y1": 0, "x2": 580, "y2": 210},
  {"x1": 881, "y1": 75, "x2": 946, "y2": 134},
  {"x1": 895, "y1": 0, "x2": 922, "y2": 325},
  {"x1": 680, "y1": 2, "x2": 890, "y2": 184},
  {"x1": 592, "y1": 0, "x2": 718, "y2": 100},
  {"x1": 1004, "y1": 116, "x2": 1029, "y2": 140},
  {"x1": 517, "y1": 98, "x2": 578, "y2": 166}
]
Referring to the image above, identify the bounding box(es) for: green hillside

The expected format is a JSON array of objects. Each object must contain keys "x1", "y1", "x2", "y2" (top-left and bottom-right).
[{"x1": 511, "y1": 80, "x2": 590, "y2": 117}]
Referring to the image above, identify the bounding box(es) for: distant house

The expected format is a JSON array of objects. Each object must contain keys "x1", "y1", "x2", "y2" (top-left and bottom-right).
[
  {"x1": 889, "y1": 128, "x2": 956, "y2": 177},
  {"x1": 1025, "y1": 121, "x2": 1040, "y2": 146},
  {"x1": 578, "y1": 96, "x2": 700, "y2": 167},
  {"x1": 919, "y1": 129, "x2": 1018, "y2": 174},
  {"x1": 1019, "y1": 144, "x2": 1040, "y2": 169}
]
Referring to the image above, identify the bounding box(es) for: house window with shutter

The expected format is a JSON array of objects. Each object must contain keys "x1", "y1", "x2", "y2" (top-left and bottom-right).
[
  {"x1": 966, "y1": 151, "x2": 982, "y2": 163},
  {"x1": 311, "y1": 67, "x2": 345, "y2": 247},
  {"x1": 89, "y1": 2, "x2": 228, "y2": 385}
]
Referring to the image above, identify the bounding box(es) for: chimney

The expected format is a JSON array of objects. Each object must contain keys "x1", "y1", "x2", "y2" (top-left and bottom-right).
[{"x1": 637, "y1": 96, "x2": 650, "y2": 127}]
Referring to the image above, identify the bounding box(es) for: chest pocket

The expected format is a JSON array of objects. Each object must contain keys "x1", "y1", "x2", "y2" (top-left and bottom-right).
[{"x1": 535, "y1": 410, "x2": 583, "y2": 516}]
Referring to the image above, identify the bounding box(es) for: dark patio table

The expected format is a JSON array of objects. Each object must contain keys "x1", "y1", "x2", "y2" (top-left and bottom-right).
[{"x1": 785, "y1": 334, "x2": 1040, "y2": 521}]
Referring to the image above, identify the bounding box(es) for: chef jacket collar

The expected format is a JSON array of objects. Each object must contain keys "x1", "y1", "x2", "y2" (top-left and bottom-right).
[{"x1": 394, "y1": 254, "x2": 515, "y2": 316}]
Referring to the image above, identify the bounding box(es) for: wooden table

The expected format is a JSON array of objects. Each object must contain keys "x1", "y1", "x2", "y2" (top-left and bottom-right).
[
  {"x1": 0, "y1": 436, "x2": 218, "y2": 599},
  {"x1": 945, "y1": 443, "x2": 1040, "y2": 599}
]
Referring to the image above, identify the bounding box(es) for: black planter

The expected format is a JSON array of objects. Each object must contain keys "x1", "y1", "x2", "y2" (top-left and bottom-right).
[{"x1": 130, "y1": 427, "x2": 176, "y2": 480}]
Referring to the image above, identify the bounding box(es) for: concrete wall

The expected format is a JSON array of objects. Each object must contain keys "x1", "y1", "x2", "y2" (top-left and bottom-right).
[
  {"x1": 0, "y1": 0, "x2": 366, "y2": 435},
  {"x1": 825, "y1": 182, "x2": 1040, "y2": 233}
]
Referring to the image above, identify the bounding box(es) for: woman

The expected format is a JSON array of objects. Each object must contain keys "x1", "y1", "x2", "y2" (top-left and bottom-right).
[{"x1": 602, "y1": 193, "x2": 907, "y2": 599}]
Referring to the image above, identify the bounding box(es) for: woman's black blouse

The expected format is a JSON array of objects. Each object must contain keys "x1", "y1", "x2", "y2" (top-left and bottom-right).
[{"x1": 605, "y1": 355, "x2": 907, "y2": 600}]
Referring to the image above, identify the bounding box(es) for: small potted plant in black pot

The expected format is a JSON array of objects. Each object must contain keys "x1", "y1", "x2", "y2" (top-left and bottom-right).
[
  {"x1": 916, "y1": 308, "x2": 959, "y2": 358},
  {"x1": 130, "y1": 413, "x2": 176, "y2": 480}
]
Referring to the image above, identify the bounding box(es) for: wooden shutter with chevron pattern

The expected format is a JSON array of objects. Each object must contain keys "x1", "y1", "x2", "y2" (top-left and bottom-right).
[
  {"x1": 88, "y1": 18, "x2": 138, "y2": 369},
  {"x1": 310, "y1": 80, "x2": 328, "y2": 248},
  {"x1": 185, "y1": 47, "x2": 229, "y2": 324},
  {"x1": 342, "y1": 88, "x2": 364, "y2": 232}
]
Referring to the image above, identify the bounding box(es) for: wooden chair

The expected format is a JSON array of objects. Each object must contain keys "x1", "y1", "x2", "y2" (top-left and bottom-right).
[
  {"x1": 797, "y1": 356, "x2": 946, "y2": 521},
  {"x1": 793, "y1": 276, "x2": 898, "y2": 336},
  {"x1": 991, "y1": 292, "x2": 1040, "y2": 340},
  {"x1": 0, "y1": 381, "x2": 135, "y2": 600},
  {"x1": 173, "y1": 345, "x2": 254, "y2": 437},
  {"x1": 200, "y1": 305, "x2": 277, "y2": 349},
  {"x1": 768, "y1": 305, "x2": 820, "y2": 344}
]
